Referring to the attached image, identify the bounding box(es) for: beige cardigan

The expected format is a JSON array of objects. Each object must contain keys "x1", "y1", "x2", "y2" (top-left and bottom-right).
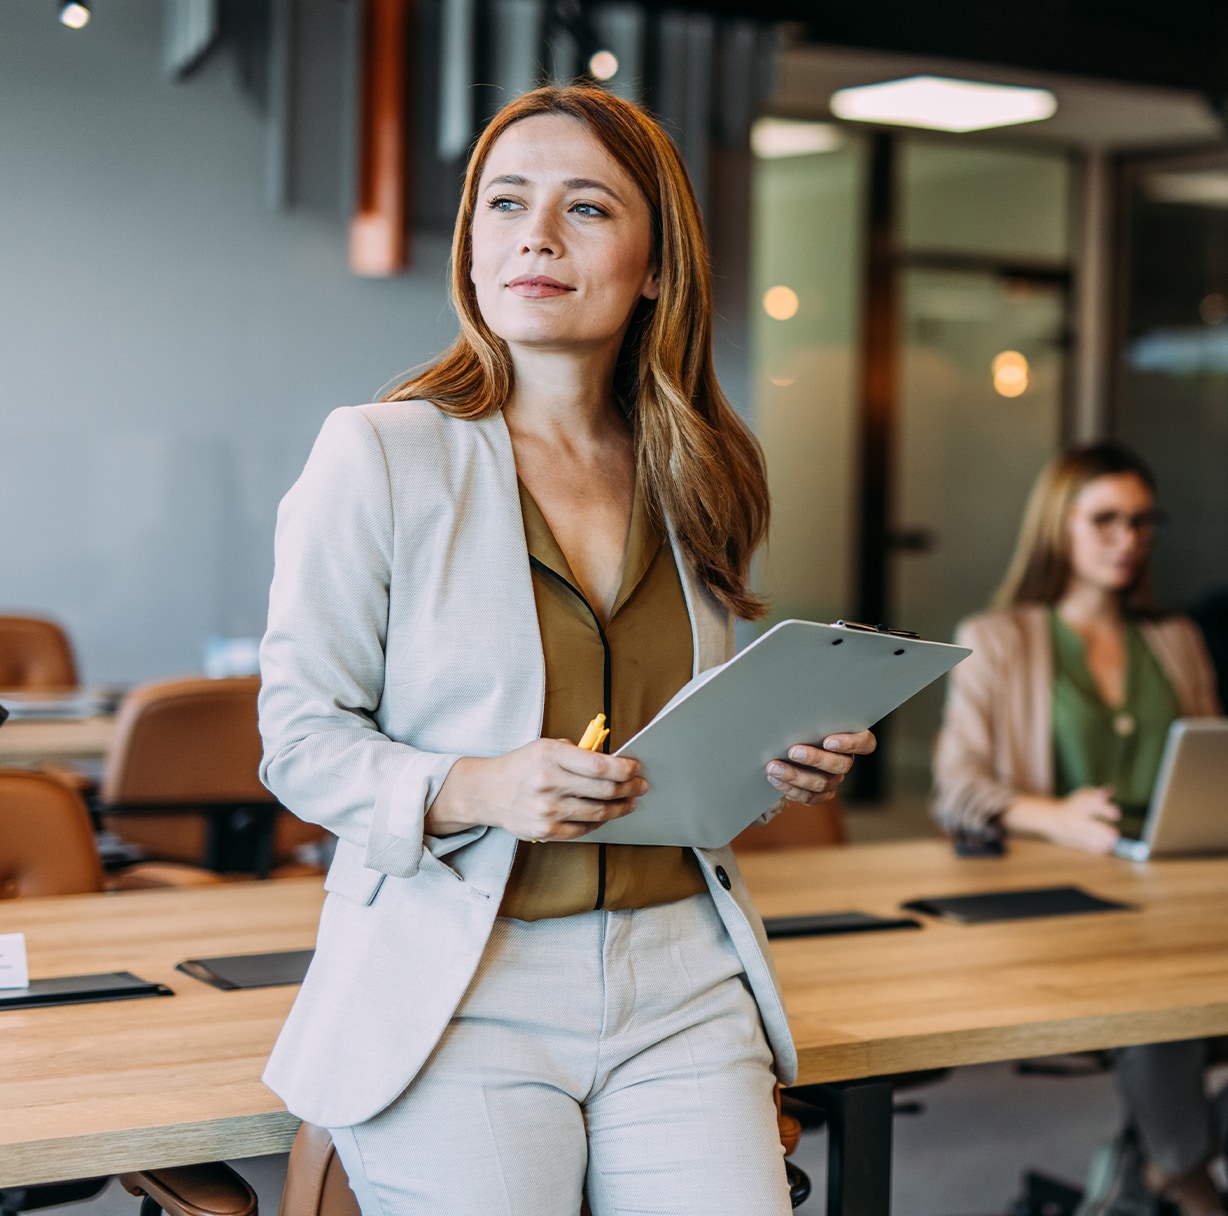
[{"x1": 932, "y1": 605, "x2": 1222, "y2": 835}]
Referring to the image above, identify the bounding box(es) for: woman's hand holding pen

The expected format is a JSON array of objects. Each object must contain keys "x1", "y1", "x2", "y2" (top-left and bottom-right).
[
  {"x1": 427, "y1": 737, "x2": 647, "y2": 841},
  {"x1": 765, "y1": 730, "x2": 877, "y2": 805}
]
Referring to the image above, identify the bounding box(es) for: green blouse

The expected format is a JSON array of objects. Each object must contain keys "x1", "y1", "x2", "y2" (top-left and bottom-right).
[{"x1": 1050, "y1": 610, "x2": 1181, "y2": 838}]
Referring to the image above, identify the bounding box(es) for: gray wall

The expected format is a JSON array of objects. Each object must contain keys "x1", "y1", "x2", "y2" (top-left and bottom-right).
[
  {"x1": 1, "y1": 2, "x2": 461, "y2": 684},
  {"x1": 1, "y1": 2, "x2": 758, "y2": 687}
]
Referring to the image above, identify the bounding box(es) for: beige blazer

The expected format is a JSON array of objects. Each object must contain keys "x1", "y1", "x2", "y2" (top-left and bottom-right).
[
  {"x1": 258, "y1": 402, "x2": 797, "y2": 1129},
  {"x1": 932, "y1": 605, "x2": 1222, "y2": 835}
]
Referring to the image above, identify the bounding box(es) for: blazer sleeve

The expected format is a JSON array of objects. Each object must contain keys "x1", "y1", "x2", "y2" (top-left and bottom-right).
[
  {"x1": 258, "y1": 407, "x2": 468, "y2": 878},
  {"x1": 931, "y1": 615, "x2": 1023, "y2": 837}
]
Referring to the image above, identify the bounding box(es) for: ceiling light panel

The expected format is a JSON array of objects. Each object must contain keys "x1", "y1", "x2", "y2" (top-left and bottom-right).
[
  {"x1": 751, "y1": 118, "x2": 844, "y2": 158},
  {"x1": 831, "y1": 76, "x2": 1057, "y2": 133}
]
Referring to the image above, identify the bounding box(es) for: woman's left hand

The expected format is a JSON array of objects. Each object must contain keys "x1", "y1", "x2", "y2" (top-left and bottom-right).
[{"x1": 765, "y1": 731, "x2": 877, "y2": 804}]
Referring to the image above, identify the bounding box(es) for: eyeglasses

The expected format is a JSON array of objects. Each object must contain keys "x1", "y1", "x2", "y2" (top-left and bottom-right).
[{"x1": 1079, "y1": 508, "x2": 1167, "y2": 537}]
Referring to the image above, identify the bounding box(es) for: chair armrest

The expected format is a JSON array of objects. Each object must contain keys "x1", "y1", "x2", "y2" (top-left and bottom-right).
[{"x1": 119, "y1": 1163, "x2": 258, "y2": 1216}]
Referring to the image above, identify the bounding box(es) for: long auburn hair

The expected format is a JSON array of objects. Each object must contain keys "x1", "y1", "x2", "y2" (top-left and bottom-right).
[
  {"x1": 381, "y1": 84, "x2": 770, "y2": 620},
  {"x1": 993, "y1": 441, "x2": 1158, "y2": 613}
]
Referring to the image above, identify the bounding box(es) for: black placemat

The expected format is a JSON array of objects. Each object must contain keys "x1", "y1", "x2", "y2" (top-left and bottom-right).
[
  {"x1": 176, "y1": 948, "x2": 314, "y2": 990},
  {"x1": 764, "y1": 910, "x2": 923, "y2": 938},
  {"x1": 901, "y1": 885, "x2": 1134, "y2": 925},
  {"x1": 0, "y1": 971, "x2": 173, "y2": 1010}
]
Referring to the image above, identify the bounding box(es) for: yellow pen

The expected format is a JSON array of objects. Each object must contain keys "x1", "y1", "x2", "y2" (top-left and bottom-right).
[
  {"x1": 578, "y1": 712, "x2": 609, "y2": 752},
  {"x1": 531, "y1": 714, "x2": 610, "y2": 844}
]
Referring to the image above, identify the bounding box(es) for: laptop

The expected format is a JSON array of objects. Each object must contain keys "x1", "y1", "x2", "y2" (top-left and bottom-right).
[{"x1": 1114, "y1": 718, "x2": 1228, "y2": 861}]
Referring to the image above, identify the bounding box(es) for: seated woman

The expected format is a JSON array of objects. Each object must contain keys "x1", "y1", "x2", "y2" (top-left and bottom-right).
[{"x1": 932, "y1": 441, "x2": 1224, "y2": 1216}]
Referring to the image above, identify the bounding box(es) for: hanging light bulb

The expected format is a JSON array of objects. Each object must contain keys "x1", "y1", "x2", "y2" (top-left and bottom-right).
[
  {"x1": 59, "y1": 1, "x2": 91, "y2": 29},
  {"x1": 587, "y1": 50, "x2": 619, "y2": 82}
]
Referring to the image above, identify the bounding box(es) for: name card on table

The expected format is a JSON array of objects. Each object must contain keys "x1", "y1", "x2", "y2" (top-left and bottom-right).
[{"x1": 0, "y1": 934, "x2": 29, "y2": 989}]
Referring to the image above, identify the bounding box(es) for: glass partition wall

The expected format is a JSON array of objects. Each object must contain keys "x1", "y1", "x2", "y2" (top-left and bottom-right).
[
  {"x1": 1115, "y1": 150, "x2": 1228, "y2": 707},
  {"x1": 751, "y1": 131, "x2": 1074, "y2": 800}
]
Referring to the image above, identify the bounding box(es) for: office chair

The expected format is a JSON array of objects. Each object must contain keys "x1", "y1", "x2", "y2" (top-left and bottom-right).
[
  {"x1": 0, "y1": 767, "x2": 107, "y2": 897},
  {"x1": 98, "y1": 676, "x2": 327, "y2": 879},
  {"x1": 119, "y1": 1122, "x2": 330, "y2": 1216},
  {"x1": 731, "y1": 795, "x2": 848, "y2": 852},
  {"x1": 0, "y1": 768, "x2": 223, "y2": 897},
  {"x1": 0, "y1": 613, "x2": 98, "y2": 796},
  {"x1": 0, "y1": 615, "x2": 78, "y2": 690}
]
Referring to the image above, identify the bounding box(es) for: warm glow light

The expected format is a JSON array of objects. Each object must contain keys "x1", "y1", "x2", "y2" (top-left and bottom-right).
[
  {"x1": 59, "y1": 2, "x2": 90, "y2": 28},
  {"x1": 751, "y1": 118, "x2": 843, "y2": 159},
  {"x1": 1146, "y1": 171, "x2": 1228, "y2": 207},
  {"x1": 992, "y1": 350, "x2": 1030, "y2": 398},
  {"x1": 588, "y1": 51, "x2": 619, "y2": 81},
  {"x1": 769, "y1": 376, "x2": 796, "y2": 387},
  {"x1": 831, "y1": 76, "x2": 1056, "y2": 133},
  {"x1": 762, "y1": 286, "x2": 799, "y2": 321},
  {"x1": 1200, "y1": 293, "x2": 1228, "y2": 326}
]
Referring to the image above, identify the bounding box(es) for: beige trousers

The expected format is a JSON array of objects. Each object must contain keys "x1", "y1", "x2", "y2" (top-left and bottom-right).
[{"x1": 329, "y1": 892, "x2": 791, "y2": 1216}]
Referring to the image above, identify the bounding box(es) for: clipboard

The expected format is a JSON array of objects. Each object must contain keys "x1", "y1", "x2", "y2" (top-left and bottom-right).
[{"x1": 575, "y1": 619, "x2": 969, "y2": 848}]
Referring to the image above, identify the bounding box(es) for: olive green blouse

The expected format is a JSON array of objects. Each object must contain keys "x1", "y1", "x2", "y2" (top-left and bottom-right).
[
  {"x1": 496, "y1": 480, "x2": 707, "y2": 921},
  {"x1": 1050, "y1": 610, "x2": 1182, "y2": 837}
]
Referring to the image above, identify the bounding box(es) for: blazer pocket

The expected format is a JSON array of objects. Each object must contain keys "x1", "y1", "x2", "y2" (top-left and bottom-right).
[{"x1": 324, "y1": 858, "x2": 386, "y2": 906}]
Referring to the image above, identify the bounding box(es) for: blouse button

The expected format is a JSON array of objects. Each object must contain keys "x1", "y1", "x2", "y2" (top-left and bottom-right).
[{"x1": 715, "y1": 865, "x2": 732, "y2": 891}]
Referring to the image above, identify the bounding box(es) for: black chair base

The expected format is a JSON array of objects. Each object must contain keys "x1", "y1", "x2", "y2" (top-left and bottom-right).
[
  {"x1": 786, "y1": 1159, "x2": 812, "y2": 1208},
  {"x1": 0, "y1": 1177, "x2": 109, "y2": 1216}
]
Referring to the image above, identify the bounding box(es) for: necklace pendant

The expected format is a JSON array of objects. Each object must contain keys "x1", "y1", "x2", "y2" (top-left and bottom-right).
[{"x1": 1112, "y1": 711, "x2": 1136, "y2": 738}]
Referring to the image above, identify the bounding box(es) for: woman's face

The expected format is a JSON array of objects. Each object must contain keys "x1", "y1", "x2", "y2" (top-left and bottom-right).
[
  {"x1": 1065, "y1": 472, "x2": 1156, "y2": 595},
  {"x1": 469, "y1": 113, "x2": 659, "y2": 366}
]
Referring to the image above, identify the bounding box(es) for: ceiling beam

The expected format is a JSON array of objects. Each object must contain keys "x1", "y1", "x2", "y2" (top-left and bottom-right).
[{"x1": 660, "y1": 0, "x2": 1228, "y2": 99}]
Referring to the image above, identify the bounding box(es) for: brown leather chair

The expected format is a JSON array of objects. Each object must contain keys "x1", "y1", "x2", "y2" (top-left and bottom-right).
[
  {"x1": 0, "y1": 615, "x2": 78, "y2": 691},
  {"x1": 0, "y1": 614, "x2": 97, "y2": 797},
  {"x1": 119, "y1": 1122, "x2": 350, "y2": 1216},
  {"x1": 0, "y1": 767, "x2": 106, "y2": 898},
  {"x1": 731, "y1": 796, "x2": 848, "y2": 852},
  {"x1": 99, "y1": 676, "x2": 326, "y2": 878},
  {"x1": 0, "y1": 768, "x2": 224, "y2": 899}
]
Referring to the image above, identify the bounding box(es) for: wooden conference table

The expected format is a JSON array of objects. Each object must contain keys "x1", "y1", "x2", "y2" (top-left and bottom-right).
[
  {"x1": 0, "y1": 715, "x2": 114, "y2": 767},
  {"x1": 3, "y1": 839, "x2": 1228, "y2": 1213}
]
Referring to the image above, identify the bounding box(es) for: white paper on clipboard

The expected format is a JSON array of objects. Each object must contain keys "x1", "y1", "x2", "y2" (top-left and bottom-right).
[{"x1": 574, "y1": 619, "x2": 970, "y2": 848}]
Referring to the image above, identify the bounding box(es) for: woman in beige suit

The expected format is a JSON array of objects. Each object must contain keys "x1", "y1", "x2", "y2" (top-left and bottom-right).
[
  {"x1": 933, "y1": 441, "x2": 1224, "y2": 1216},
  {"x1": 260, "y1": 84, "x2": 874, "y2": 1215}
]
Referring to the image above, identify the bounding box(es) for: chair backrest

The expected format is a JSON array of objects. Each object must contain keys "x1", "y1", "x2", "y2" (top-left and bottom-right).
[
  {"x1": 101, "y1": 675, "x2": 274, "y2": 806},
  {"x1": 730, "y1": 797, "x2": 848, "y2": 853},
  {"x1": 0, "y1": 768, "x2": 104, "y2": 897},
  {"x1": 280, "y1": 1123, "x2": 361, "y2": 1216},
  {"x1": 0, "y1": 615, "x2": 78, "y2": 690}
]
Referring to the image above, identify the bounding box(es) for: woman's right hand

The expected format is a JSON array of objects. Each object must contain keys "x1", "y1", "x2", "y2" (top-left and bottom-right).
[
  {"x1": 1001, "y1": 788, "x2": 1122, "y2": 853},
  {"x1": 425, "y1": 739, "x2": 648, "y2": 841}
]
